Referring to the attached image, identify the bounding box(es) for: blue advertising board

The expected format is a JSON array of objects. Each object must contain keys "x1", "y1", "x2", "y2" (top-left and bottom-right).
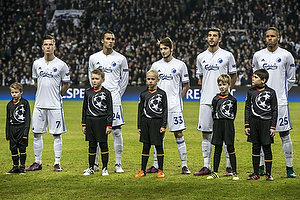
[{"x1": 0, "y1": 86, "x2": 299, "y2": 102}]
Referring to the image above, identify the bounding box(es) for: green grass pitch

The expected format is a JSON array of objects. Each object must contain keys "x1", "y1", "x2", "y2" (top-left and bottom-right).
[{"x1": 0, "y1": 101, "x2": 299, "y2": 199}]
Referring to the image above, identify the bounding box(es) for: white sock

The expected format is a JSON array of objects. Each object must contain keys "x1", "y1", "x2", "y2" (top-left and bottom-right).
[
  {"x1": 112, "y1": 128, "x2": 123, "y2": 165},
  {"x1": 202, "y1": 133, "x2": 212, "y2": 169},
  {"x1": 176, "y1": 136, "x2": 187, "y2": 168},
  {"x1": 54, "y1": 135, "x2": 62, "y2": 165},
  {"x1": 259, "y1": 146, "x2": 265, "y2": 166},
  {"x1": 33, "y1": 134, "x2": 43, "y2": 164},
  {"x1": 223, "y1": 142, "x2": 231, "y2": 168},
  {"x1": 281, "y1": 134, "x2": 293, "y2": 167},
  {"x1": 95, "y1": 143, "x2": 100, "y2": 165}
]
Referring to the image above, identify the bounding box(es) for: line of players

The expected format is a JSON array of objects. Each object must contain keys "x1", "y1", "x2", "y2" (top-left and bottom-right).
[{"x1": 6, "y1": 27, "x2": 296, "y2": 180}]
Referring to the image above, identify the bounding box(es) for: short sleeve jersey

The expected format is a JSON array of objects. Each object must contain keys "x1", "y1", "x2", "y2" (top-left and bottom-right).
[
  {"x1": 252, "y1": 47, "x2": 296, "y2": 106},
  {"x1": 196, "y1": 48, "x2": 237, "y2": 105},
  {"x1": 32, "y1": 57, "x2": 70, "y2": 109},
  {"x1": 151, "y1": 58, "x2": 189, "y2": 112},
  {"x1": 89, "y1": 50, "x2": 129, "y2": 106}
]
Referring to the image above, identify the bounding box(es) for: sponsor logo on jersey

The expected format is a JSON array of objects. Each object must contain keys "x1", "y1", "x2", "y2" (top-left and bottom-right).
[
  {"x1": 159, "y1": 74, "x2": 173, "y2": 80},
  {"x1": 204, "y1": 64, "x2": 219, "y2": 71},
  {"x1": 39, "y1": 71, "x2": 54, "y2": 78},
  {"x1": 97, "y1": 66, "x2": 112, "y2": 73},
  {"x1": 262, "y1": 63, "x2": 277, "y2": 70}
]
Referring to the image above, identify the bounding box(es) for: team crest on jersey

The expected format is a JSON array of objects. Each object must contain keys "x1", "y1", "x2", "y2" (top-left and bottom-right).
[
  {"x1": 53, "y1": 67, "x2": 58, "y2": 72},
  {"x1": 92, "y1": 92, "x2": 107, "y2": 111},
  {"x1": 255, "y1": 91, "x2": 271, "y2": 111},
  {"x1": 172, "y1": 68, "x2": 176, "y2": 74},
  {"x1": 111, "y1": 61, "x2": 117, "y2": 67},
  {"x1": 13, "y1": 104, "x2": 26, "y2": 123},
  {"x1": 218, "y1": 58, "x2": 223, "y2": 64},
  {"x1": 148, "y1": 94, "x2": 163, "y2": 114},
  {"x1": 220, "y1": 100, "x2": 234, "y2": 119},
  {"x1": 276, "y1": 58, "x2": 281, "y2": 63}
]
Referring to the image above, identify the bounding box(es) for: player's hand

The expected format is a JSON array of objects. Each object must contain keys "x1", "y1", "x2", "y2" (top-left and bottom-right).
[
  {"x1": 244, "y1": 128, "x2": 250, "y2": 136},
  {"x1": 270, "y1": 129, "x2": 276, "y2": 137},
  {"x1": 137, "y1": 129, "x2": 141, "y2": 134},
  {"x1": 106, "y1": 127, "x2": 112, "y2": 135},
  {"x1": 160, "y1": 127, "x2": 166, "y2": 134},
  {"x1": 82, "y1": 126, "x2": 86, "y2": 134}
]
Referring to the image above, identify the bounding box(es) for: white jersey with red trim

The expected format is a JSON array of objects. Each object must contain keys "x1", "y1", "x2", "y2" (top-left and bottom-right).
[
  {"x1": 89, "y1": 50, "x2": 129, "y2": 106},
  {"x1": 32, "y1": 57, "x2": 70, "y2": 109},
  {"x1": 151, "y1": 57, "x2": 189, "y2": 112},
  {"x1": 252, "y1": 47, "x2": 296, "y2": 106},
  {"x1": 196, "y1": 48, "x2": 237, "y2": 105}
]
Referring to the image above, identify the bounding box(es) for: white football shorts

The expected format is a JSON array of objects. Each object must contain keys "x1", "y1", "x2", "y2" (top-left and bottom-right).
[
  {"x1": 168, "y1": 112, "x2": 186, "y2": 132},
  {"x1": 276, "y1": 105, "x2": 292, "y2": 132},
  {"x1": 112, "y1": 105, "x2": 125, "y2": 127},
  {"x1": 32, "y1": 108, "x2": 66, "y2": 134},
  {"x1": 197, "y1": 104, "x2": 213, "y2": 132}
]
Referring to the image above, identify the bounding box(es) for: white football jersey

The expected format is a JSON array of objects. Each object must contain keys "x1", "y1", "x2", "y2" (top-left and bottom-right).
[
  {"x1": 252, "y1": 47, "x2": 296, "y2": 106},
  {"x1": 151, "y1": 58, "x2": 189, "y2": 112},
  {"x1": 196, "y1": 48, "x2": 237, "y2": 104},
  {"x1": 32, "y1": 57, "x2": 70, "y2": 109},
  {"x1": 89, "y1": 50, "x2": 129, "y2": 106}
]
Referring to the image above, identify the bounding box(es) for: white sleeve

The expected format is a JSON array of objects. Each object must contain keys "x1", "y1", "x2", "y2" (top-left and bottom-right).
[
  {"x1": 196, "y1": 55, "x2": 203, "y2": 76},
  {"x1": 181, "y1": 62, "x2": 190, "y2": 83},
  {"x1": 252, "y1": 53, "x2": 259, "y2": 72},
  {"x1": 228, "y1": 53, "x2": 237, "y2": 74},
  {"x1": 88, "y1": 56, "x2": 95, "y2": 87},
  {"x1": 32, "y1": 61, "x2": 37, "y2": 79},
  {"x1": 286, "y1": 52, "x2": 296, "y2": 91},
  {"x1": 61, "y1": 62, "x2": 70, "y2": 82},
  {"x1": 119, "y1": 57, "x2": 129, "y2": 97}
]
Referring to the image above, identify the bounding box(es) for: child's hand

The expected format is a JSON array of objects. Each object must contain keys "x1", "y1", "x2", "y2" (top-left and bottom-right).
[
  {"x1": 245, "y1": 128, "x2": 250, "y2": 136},
  {"x1": 270, "y1": 129, "x2": 276, "y2": 137},
  {"x1": 160, "y1": 127, "x2": 166, "y2": 134},
  {"x1": 137, "y1": 129, "x2": 141, "y2": 134},
  {"x1": 106, "y1": 127, "x2": 112, "y2": 135},
  {"x1": 82, "y1": 126, "x2": 86, "y2": 134}
]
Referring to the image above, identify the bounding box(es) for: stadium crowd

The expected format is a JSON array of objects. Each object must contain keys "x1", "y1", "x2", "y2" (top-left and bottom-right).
[{"x1": 1, "y1": 0, "x2": 300, "y2": 87}]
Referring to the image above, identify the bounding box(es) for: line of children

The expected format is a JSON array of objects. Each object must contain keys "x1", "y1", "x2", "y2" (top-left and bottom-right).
[{"x1": 4, "y1": 69, "x2": 279, "y2": 181}]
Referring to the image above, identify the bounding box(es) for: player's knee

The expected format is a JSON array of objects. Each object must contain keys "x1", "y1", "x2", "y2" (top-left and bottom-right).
[
  {"x1": 174, "y1": 131, "x2": 183, "y2": 138},
  {"x1": 99, "y1": 142, "x2": 108, "y2": 152},
  {"x1": 112, "y1": 127, "x2": 122, "y2": 137},
  {"x1": 227, "y1": 145, "x2": 235, "y2": 154},
  {"x1": 11, "y1": 149, "x2": 18, "y2": 155},
  {"x1": 202, "y1": 132, "x2": 212, "y2": 142}
]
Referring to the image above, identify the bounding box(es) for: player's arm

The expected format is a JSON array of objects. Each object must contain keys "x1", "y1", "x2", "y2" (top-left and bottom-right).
[
  {"x1": 81, "y1": 91, "x2": 88, "y2": 134},
  {"x1": 244, "y1": 91, "x2": 251, "y2": 136},
  {"x1": 229, "y1": 73, "x2": 237, "y2": 91},
  {"x1": 119, "y1": 57, "x2": 129, "y2": 97},
  {"x1": 161, "y1": 91, "x2": 168, "y2": 132},
  {"x1": 23, "y1": 101, "x2": 31, "y2": 139},
  {"x1": 61, "y1": 81, "x2": 70, "y2": 97},
  {"x1": 137, "y1": 94, "x2": 143, "y2": 132},
  {"x1": 88, "y1": 57, "x2": 94, "y2": 87},
  {"x1": 6, "y1": 104, "x2": 10, "y2": 141},
  {"x1": 286, "y1": 53, "x2": 296, "y2": 91},
  {"x1": 181, "y1": 82, "x2": 190, "y2": 100},
  {"x1": 34, "y1": 79, "x2": 38, "y2": 89}
]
